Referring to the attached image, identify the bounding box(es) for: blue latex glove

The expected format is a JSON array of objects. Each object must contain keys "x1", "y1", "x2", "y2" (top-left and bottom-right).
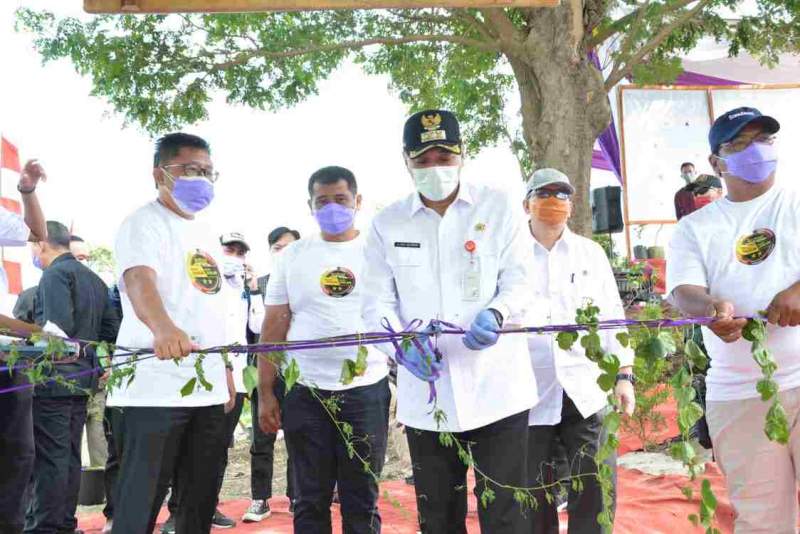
[
  {"x1": 462, "y1": 309, "x2": 501, "y2": 350},
  {"x1": 397, "y1": 334, "x2": 443, "y2": 382}
]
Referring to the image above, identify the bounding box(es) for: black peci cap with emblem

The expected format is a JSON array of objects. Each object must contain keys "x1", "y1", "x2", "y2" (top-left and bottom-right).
[{"x1": 403, "y1": 109, "x2": 462, "y2": 159}]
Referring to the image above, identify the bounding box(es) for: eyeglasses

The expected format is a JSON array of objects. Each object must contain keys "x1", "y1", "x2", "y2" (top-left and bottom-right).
[
  {"x1": 531, "y1": 190, "x2": 571, "y2": 200},
  {"x1": 161, "y1": 164, "x2": 219, "y2": 183}
]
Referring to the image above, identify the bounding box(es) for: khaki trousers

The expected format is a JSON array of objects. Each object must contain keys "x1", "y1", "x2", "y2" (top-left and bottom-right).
[{"x1": 706, "y1": 385, "x2": 800, "y2": 534}]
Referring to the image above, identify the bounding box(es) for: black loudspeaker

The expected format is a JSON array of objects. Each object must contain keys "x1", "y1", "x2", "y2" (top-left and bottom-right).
[{"x1": 592, "y1": 186, "x2": 623, "y2": 234}]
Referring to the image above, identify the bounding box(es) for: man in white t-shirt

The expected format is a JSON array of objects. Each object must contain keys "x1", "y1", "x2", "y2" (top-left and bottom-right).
[
  {"x1": 107, "y1": 133, "x2": 235, "y2": 534},
  {"x1": 258, "y1": 166, "x2": 389, "y2": 533},
  {"x1": 0, "y1": 159, "x2": 48, "y2": 534},
  {"x1": 668, "y1": 107, "x2": 800, "y2": 532}
]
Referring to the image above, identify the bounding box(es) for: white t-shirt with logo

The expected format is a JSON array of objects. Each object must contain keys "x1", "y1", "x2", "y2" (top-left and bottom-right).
[
  {"x1": 667, "y1": 185, "x2": 800, "y2": 401},
  {"x1": 107, "y1": 201, "x2": 229, "y2": 407},
  {"x1": 221, "y1": 257, "x2": 249, "y2": 394},
  {"x1": 265, "y1": 233, "x2": 388, "y2": 391}
]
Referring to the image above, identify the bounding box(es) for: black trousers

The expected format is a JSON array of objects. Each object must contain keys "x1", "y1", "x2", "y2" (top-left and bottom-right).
[
  {"x1": 110, "y1": 404, "x2": 226, "y2": 534},
  {"x1": 283, "y1": 378, "x2": 390, "y2": 534},
  {"x1": 406, "y1": 410, "x2": 530, "y2": 534},
  {"x1": 24, "y1": 395, "x2": 87, "y2": 534},
  {"x1": 526, "y1": 394, "x2": 617, "y2": 534},
  {"x1": 167, "y1": 393, "x2": 246, "y2": 514},
  {"x1": 251, "y1": 381, "x2": 295, "y2": 501},
  {"x1": 103, "y1": 407, "x2": 119, "y2": 520},
  {"x1": 0, "y1": 387, "x2": 35, "y2": 534}
]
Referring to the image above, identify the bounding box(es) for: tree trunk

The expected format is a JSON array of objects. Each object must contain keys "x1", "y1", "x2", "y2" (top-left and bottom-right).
[{"x1": 506, "y1": 7, "x2": 611, "y2": 237}]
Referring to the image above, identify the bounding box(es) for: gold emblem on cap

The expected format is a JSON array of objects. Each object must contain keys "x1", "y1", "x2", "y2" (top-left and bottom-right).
[{"x1": 421, "y1": 113, "x2": 442, "y2": 131}]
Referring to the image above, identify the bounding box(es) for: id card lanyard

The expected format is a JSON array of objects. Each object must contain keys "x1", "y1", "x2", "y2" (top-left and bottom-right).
[{"x1": 462, "y1": 240, "x2": 481, "y2": 301}]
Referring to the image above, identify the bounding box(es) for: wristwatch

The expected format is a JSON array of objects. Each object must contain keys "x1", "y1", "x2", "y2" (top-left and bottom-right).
[
  {"x1": 616, "y1": 372, "x2": 636, "y2": 385},
  {"x1": 17, "y1": 184, "x2": 35, "y2": 194}
]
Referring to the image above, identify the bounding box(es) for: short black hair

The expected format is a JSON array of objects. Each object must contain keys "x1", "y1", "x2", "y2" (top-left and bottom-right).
[
  {"x1": 268, "y1": 226, "x2": 301, "y2": 247},
  {"x1": 680, "y1": 162, "x2": 695, "y2": 171},
  {"x1": 46, "y1": 221, "x2": 71, "y2": 249},
  {"x1": 307, "y1": 166, "x2": 357, "y2": 198},
  {"x1": 69, "y1": 235, "x2": 84, "y2": 243},
  {"x1": 153, "y1": 133, "x2": 210, "y2": 167}
]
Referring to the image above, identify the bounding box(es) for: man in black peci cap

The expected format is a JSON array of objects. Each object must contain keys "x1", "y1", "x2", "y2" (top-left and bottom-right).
[
  {"x1": 668, "y1": 107, "x2": 800, "y2": 532},
  {"x1": 363, "y1": 109, "x2": 537, "y2": 533}
]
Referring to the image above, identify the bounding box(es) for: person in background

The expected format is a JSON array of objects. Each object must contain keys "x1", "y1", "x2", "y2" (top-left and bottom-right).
[
  {"x1": 259, "y1": 166, "x2": 389, "y2": 533},
  {"x1": 0, "y1": 159, "x2": 48, "y2": 534},
  {"x1": 675, "y1": 174, "x2": 725, "y2": 221},
  {"x1": 70, "y1": 235, "x2": 90, "y2": 262},
  {"x1": 680, "y1": 162, "x2": 696, "y2": 185},
  {"x1": 242, "y1": 226, "x2": 300, "y2": 523},
  {"x1": 523, "y1": 169, "x2": 635, "y2": 533},
  {"x1": 668, "y1": 107, "x2": 800, "y2": 532},
  {"x1": 25, "y1": 221, "x2": 120, "y2": 534},
  {"x1": 362, "y1": 109, "x2": 537, "y2": 533},
  {"x1": 107, "y1": 132, "x2": 235, "y2": 534}
]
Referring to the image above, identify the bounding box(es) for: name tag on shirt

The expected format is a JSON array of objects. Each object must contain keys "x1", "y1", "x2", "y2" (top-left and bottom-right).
[
  {"x1": 462, "y1": 256, "x2": 482, "y2": 301},
  {"x1": 394, "y1": 242, "x2": 421, "y2": 249}
]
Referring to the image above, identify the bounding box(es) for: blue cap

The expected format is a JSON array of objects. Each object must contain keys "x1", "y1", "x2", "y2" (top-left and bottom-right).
[{"x1": 709, "y1": 107, "x2": 779, "y2": 154}]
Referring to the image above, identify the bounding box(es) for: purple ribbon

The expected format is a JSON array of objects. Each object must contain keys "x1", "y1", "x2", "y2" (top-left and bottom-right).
[{"x1": 0, "y1": 315, "x2": 734, "y2": 396}]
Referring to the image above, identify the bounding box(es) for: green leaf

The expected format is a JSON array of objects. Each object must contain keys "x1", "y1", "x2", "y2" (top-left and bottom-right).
[
  {"x1": 756, "y1": 378, "x2": 778, "y2": 401},
  {"x1": 597, "y1": 373, "x2": 616, "y2": 392},
  {"x1": 688, "y1": 514, "x2": 700, "y2": 527},
  {"x1": 243, "y1": 365, "x2": 258, "y2": 395},
  {"x1": 284, "y1": 359, "x2": 300, "y2": 393},
  {"x1": 677, "y1": 402, "x2": 704, "y2": 435},
  {"x1": 638, "y1": 335, "x2": 667, "y2": 362},
  {"x1": 616, "y1": 332, "x2": 630, "y2": 348},
  {"x1": 742, "y1": 319, "x2": 767, "y2": 343},
  {"x1": 340, "y1": 359, "x2": 356, "y2": 386},
  {"x1": 765, "y1": 400, "x2": 790, "y2": 444},
  {"x1": 657, "y1": 331, "x2": 677, "y2": 354},
  {"x1": 685, "y1": 339, "x2": 708, "y2": 371},
  {"x1": 355, "y1": 345, "x2": 368, "y2": 375},
  {"x1": 180, "y1": 377, "x2": 197, "y2": 397},
  {"x1": 681, "y1": 486, "x2": 694, "y2": 500},
  {"x1": 480, "y1": 487, "x2": 496, "y2": 508},
  {"x1": 556, "y1": 331, "x2": 579, "y2": 351}
]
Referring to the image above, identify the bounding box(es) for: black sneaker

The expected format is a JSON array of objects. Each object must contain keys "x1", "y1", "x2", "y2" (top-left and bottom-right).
[
  {"x1": 405, "y1": 475, "x2": 415, "y2": 485},
  {"x1": 212, "y1": 509, "x2": 236, "y2": 529},
  {"x1": 242, "y1": 500, "x2": 271, "y2": 523},
  {"x1": 160, "y1": 515, "x2": 175, "y2": 534}
]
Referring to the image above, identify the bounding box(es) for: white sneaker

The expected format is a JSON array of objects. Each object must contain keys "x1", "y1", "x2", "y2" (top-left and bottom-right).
[
  {"x1": 242, "y1": 500, "x2": 271, "y2": 523},
  {"x1": 102, "y1": 519, "x2": 113, "y2": 533}
]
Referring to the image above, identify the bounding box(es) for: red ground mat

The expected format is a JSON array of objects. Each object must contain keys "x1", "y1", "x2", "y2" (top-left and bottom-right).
[{"x1": 77, "y1": 464, "x2": 735, "y2": 533}]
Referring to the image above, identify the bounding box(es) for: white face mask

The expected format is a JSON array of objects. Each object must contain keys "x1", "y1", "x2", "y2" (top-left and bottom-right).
[
  {"x1": 222, "y1": 256, "x2": 245, "y2": 277},
  {"x1": 411, "y1": 165, "x2": 460, "y2": 201}
]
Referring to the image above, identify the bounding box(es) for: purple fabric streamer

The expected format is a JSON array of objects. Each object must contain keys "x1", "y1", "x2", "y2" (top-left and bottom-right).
[{"x1": 0, "y1": 315, "x2": 741, "y2": 396}]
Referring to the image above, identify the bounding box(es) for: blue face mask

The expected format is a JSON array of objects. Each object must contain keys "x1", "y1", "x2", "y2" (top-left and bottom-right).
[{"x1": 33, "y1": 255, "x2": 43, "y2": 270}]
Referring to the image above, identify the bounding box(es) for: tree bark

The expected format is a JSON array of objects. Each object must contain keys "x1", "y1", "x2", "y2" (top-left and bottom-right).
[{"x1": 504, "y1": 6, "x2": 611, "y2": 237}]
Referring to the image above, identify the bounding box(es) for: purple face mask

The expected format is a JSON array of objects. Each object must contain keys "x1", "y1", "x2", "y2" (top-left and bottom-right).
[
  {"x1": 172, "y1": 177, "x2": 215, "y2": 213},
  {"x1": 721, "y1": 142, "x2": 778, "y2": 184},
  {"x1": 314, "y1": 203, "x2": 355, "y2": 235}
]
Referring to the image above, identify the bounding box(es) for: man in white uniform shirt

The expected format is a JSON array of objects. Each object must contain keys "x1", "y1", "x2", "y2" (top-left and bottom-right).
[
  {"x1": 0, "y1": 159, "x2": 48, "y2": 534},
  {"x1": 362, "y1": 110, "x2": 537, "y2": 533},
  {"x1": 258, "y1": 166, "x2": 389, "y2": 533},
  {"x1": 108, "y1": 133, "x2": 235, "y2": 534},
  {"x1": 668, "y1": 107, "x2": 800, "y2": 533},
  {"x1": 523, "y1": 169, "x2": 635, "y2": 534}
]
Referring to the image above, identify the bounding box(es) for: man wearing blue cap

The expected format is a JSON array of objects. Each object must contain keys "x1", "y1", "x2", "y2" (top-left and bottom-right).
[{"x1": 668, "y1": 107, "x2": 800, "y2": 532}]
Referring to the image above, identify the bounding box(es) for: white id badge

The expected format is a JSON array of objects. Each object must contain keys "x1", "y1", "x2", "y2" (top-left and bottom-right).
[{"x1": 462, "y1": 256, "x2": 482, "y2": 301}]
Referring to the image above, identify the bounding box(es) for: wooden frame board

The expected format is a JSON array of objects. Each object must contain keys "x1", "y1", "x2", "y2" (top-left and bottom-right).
[
  {"x1": 85, "y1": 0, "x2": 559, "y2": 12},
  {"x1": 618, "y1": 83, "x2": 800, "y2": 259}
]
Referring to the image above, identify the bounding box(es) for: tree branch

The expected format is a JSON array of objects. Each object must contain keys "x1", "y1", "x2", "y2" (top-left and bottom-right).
[
  {"x1": 211, "y1": 33, "x2": 501, "y2": 71},
  {"x1": 478, "y1": 8, "x2": 527, "y2": 58},
  {"x1": 451, "y1": 9, "x2": 499, "y2": 43},
  {"x1": 604, "y1": 0, "x2": 712, "y2": 89},
  {"x1": 589, "y1": 0, "x2": 695, "y2": 49}
]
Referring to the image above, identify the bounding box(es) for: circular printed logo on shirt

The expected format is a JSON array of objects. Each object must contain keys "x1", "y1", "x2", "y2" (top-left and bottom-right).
[
  {"x1": 735, "y1": 228, "x2": 776, "y2": 266},
  {"x1": 186, "y1": 249, "x2": 222, "y2": 294},
  {"x1": 320, "y1": 267, "x2": 356, "y2": 298}
]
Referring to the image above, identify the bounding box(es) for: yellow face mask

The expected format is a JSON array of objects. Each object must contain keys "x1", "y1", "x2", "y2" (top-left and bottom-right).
[{"x1": 532, "y1": 197, "x2": 570, "y2": 225}]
